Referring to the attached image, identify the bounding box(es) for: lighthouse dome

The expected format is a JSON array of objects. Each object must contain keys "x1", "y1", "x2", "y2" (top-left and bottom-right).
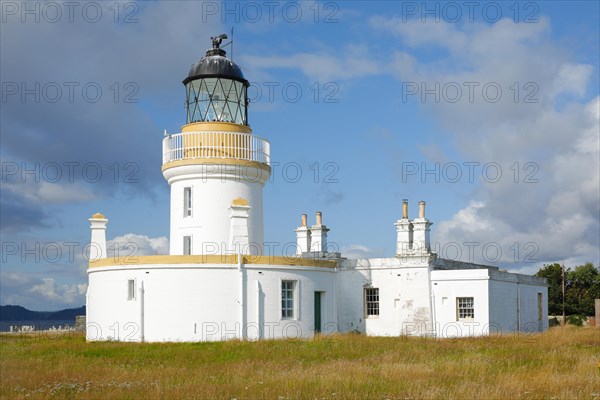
[
  {"x1": 182, "y1": 34, "x2": 248, "y2": 85},
  {"x1": 183, "y1": 53, "x2": 247, "y2": 85}
]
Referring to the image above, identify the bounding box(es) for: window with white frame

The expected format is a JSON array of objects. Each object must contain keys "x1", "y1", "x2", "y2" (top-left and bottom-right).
[
  {"x1": 456, "y1": 297, "x2": 474, "y2": 320},
  {"x1": 281, "y1": 280, "x2": 296, "y2": 319},
  {"x1": 364, "y1": 288, "x2": 379, "y2": 317},
  {"x1": 183, "y1": 235, "x2": 192, "y2": 255},
  {"x1": 183, "y1": 187, "x2": 192, "y2": 217},
  {"x1": 127, "y1": 279, "x2": 136, "y2": 300}
]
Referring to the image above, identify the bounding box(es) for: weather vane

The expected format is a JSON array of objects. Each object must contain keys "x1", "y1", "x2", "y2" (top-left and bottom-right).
[{"x1": 211, "y1": 34, "x2": 228, "y2": 49}]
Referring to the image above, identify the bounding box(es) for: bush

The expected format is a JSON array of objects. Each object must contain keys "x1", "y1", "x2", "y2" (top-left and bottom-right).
[{"x1": 566, "y1": 314, "x2": 586, "y2": 326}]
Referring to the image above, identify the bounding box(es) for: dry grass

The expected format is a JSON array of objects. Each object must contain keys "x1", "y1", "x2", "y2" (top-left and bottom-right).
[{"x1": 0, "y1": 326, "x2": 598, "y2": 399}]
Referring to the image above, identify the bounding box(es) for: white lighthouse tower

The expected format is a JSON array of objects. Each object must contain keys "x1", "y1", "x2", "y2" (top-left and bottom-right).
[{"x1": 162, "y1": 35, "x2": 270, "y2": 256}]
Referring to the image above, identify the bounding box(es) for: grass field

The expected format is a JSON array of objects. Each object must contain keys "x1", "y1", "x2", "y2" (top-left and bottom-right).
[{"x1": 0, "y1": 326, "x2": 598, "y2": 399}]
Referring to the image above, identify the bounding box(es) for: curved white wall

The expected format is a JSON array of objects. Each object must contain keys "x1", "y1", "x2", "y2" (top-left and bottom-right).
[
  {"x1": 164, "y1": 164, "x2": 268, "y2": 255},
  {"x1": 87, "y1": 263, "x2": 336, "y2": 342}
]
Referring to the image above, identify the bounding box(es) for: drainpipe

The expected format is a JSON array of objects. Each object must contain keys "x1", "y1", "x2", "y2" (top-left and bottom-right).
[
  {"x1": 238, "y1": 252, "x2": 246, "y2": 340},
  {"x1": 85, "y1": 285, "x2": 90, "y2": 340},
  {"x1": 140, "y1": 281, "x2": 145, "y2": 342},
  {"x1": 516, "y1": 282, "x2": 521, "y2": 332},
  {"x1": 256, "y1": 279, "x2": 261, "y2": 339},
  {"x1": 431, "y1": 285, "x2": 437, "y2": 338}
]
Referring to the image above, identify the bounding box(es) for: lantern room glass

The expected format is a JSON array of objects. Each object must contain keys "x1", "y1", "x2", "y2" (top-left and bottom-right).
[{"x1": 186, "y1": 77, "x2": 248, "y2": 125}]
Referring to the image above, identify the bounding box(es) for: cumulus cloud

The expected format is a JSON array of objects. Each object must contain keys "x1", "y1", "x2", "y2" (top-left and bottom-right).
[
  {"x1": 0, "y1": 271, "x2": 86, "y2": 309},
  {"x1": 29, "y1": 278, "x2": 87, "y2": 305},
  {"x1": 243, "y1": 44, "x2": 380, "y2": 82},
  {"x1": 341, "y1": 244, "x2": 385, "y2": 259},
  {"x1": 3, "y1": 181, "x2": 97, "y2": 204},
  {"x1": 369, "y1": 17, "x2": 599, "y2": 268},
  {"x1": 107, "y1": 233, "x2": 169, "y2": 258},
  {"x1": 0, "y1": 233, "x2": 167, "y2": 309},
  {"x1": 369, "y1": 15, "x2": 468, "y2": 51},
  {"x1": 1, "y1": 271, "x2": 33, "y2": 287},
  {"x1": 238, "y1": 15, "x2": 598, "y2": 268}
]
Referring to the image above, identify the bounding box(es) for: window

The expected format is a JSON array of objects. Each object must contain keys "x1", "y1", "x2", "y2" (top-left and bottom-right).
[
  {"x1": 183, "y1": 236, "x2": 191, "y2": 255},
  {"x1": 185, "y1": 77, "x2": 248, "y2": 125},
  {"x1": 281, "y1": 281, "x2": 296, "y2": 319},
  {"x1": 127, "y1": 279, "x2": 136, "y2": 300},
  {"x1": 456, "y1": 297, "x2": 474, "y2": 320},
  {"x1": 364, "y1": 288, "x2": 379, "y2": 317},
  {"x1": 537, "y1": 293, "x2": 543, "y2": 321},
  {"x1": 184, "y1": 187, "x2": 192, "y2": 217}
]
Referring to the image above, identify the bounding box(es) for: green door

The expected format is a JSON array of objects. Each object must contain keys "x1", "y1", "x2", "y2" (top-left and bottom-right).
[{"x1": 314, "y1": 292, "x2": 322, "y2": 334}]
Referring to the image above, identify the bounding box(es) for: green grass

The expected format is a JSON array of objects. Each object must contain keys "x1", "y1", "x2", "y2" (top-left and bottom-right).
[{"x1": 1, "y1": 326, "x2": 598, "y2": 399}]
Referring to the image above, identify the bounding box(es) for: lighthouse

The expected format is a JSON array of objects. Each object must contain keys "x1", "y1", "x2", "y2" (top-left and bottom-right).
[
  {"x1": 162, "y1": 34, "x2": 270, "y2": 256},
  {"x1": 86, "y1": 36, "x2": 548, "y2": 342}
]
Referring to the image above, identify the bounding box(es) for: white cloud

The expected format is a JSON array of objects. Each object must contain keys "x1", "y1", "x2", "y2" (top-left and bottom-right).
[
  {"x1": 369, "y1": 16, "x2": 468, "y2": 51},
  {"x1": 417, "y1": 142, "x2": 451, "y2": 164},
  {"x1": 3, "y1": 181, "x2": 97, "y2": 205},
  {"x1": 243, "y1": 44, "x2": 380, "y2": 82},
  {"x1": 234, "y1": 15, "x2": 599, "y2": 269},
  {"x1": 1, "y1": 271, "x2": 33, "y2": 287},
  {"x1": 372, "y1": 16, "x2": 599, "y2": 268},
  {"x1": 550, "y1": 63, "x2": 594, "y2": 98},
  {"x1": 107, "y1": 233, "x2": 169, "y2": 258},
  {"x1": 341, "y1": 244, "x2": 385, "y2": 259},
  {"x1": 28, "y1": 278, "x2": 86, "y2": 305}
]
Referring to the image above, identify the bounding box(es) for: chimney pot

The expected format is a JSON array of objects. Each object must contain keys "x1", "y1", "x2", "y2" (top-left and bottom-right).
[
  {"x1": 419, "y1": 201, "x2": 426, "y2": 219},
  {"x1": 301, "y1": 214, "x2": 307, "y2": 227},
  {"x1": 316, "y1": 211, "x2": 322, "y2": 225},
  {"x1": 402, "y1": 199, "x2": 409, "y2": 219}
]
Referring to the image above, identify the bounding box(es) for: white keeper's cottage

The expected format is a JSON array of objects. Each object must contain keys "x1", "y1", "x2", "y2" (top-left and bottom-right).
[{"x1": 86, "y1": 36, "x2": 548, "y2": 342}]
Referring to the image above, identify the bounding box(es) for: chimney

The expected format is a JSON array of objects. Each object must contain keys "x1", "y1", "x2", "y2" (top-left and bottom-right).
[
  {"x1": 89, "y1": 212, "x2": 108, "y2": 260},
  {"x1": 229, "y1": 197, "x2": 253, "y2": 255},
  {"x1": 295, "y1": 213, "x2": 311, "y2": 255},
  {"x1": 412, "y1": 200, "x2": 432, "y2": 254},
  {"x1": 395, "y1": 200, "x2": 413, "y2": 256},
  {"x1": 310, "y1": 211, "x2": 329, "y2": 253}
]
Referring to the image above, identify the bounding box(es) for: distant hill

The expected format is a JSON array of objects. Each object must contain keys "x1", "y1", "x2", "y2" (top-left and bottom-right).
[{"x1": 0, "y1": 305, "x2": 85, "y2": 322}]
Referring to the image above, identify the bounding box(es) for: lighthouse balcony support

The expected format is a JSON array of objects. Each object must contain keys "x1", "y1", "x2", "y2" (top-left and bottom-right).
[{"x1": 162, "y1": 131, "x2": 270, "y2": 166}]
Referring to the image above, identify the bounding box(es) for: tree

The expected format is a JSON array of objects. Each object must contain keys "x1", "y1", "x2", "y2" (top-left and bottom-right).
[
  {"x1": 535, "y1": 262, "x2": 600, "y2": 317},
  {"x1": 566, "y1": 263, "x2": 600, "y2": 316},
  {"x1": 535, "y1": 263, "x2": 567, "y2": 315}
]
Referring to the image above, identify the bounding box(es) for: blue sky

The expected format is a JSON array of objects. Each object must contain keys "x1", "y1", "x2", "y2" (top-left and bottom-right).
[{"x1": 1, "y1": 1, "x2": 598, "y2": 310}]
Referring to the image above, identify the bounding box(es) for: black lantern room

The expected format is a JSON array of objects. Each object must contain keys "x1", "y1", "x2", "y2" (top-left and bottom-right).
[{"x1": 183, "y1": 34, "x2": 249, "y2": 126}]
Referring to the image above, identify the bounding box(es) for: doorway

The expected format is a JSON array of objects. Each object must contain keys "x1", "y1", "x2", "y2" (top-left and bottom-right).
[{"x1": 314, "y1": 291, "x2": 324, "y2": 334}]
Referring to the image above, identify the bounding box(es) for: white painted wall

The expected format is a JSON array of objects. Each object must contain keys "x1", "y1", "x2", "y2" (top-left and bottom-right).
[
  {"x1": 337, "y1": 257, "x2": 434, "y2": 337},
  {"x1": 87, "y1": 263, "x2": 336, "y2": 342},
  {"x1": 430, "y1": 269, "x2": 490, "y2": 337},
  {"x1": 430, "y1": 268, "x2": 549, "y2": 337},
  {"x1": 517, "y1": 281, "x2": 548, "y2": 333},
  {"x1": 87, "y1": 259, "x2": 548, "y2": 342},
  {"x1": 164, "y1": 164, "x2": 268, "y2": 256},
  {"x1": 488, "y1": 278, "x2": 518, "y2": 333},
  {"x1": 488, "y1": 270, "x2": 548, "y2": 333},
  {"x1": 244, "y1": 267, "x2": 337, "y2": 339}
]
